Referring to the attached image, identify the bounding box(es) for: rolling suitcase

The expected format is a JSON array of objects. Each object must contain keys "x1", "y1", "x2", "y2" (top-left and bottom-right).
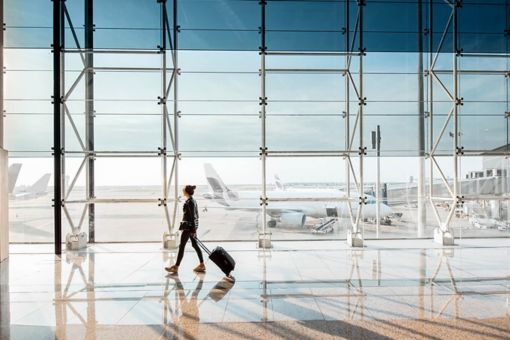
[{"x1": 194, "y1": 237, "x2": 235, "y2": 276}]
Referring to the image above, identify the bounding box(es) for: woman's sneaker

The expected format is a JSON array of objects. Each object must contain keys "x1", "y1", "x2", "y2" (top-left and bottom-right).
[
  {"x1": 165, "y1": 265, "x2": 179, "y2": 274},
  {"x1": 193, "y1": 263, "x2": 206, "y2": 272}
]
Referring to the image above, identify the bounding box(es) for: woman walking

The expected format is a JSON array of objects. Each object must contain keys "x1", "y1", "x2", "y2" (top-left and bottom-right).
[{"x1": 165, "y1": 185, "x2": 205, "y2": 274}]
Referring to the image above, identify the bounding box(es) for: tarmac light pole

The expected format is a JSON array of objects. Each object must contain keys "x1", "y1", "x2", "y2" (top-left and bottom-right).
[{"x1": 371, "y1": 125, "x2": 381, "y2": 238}]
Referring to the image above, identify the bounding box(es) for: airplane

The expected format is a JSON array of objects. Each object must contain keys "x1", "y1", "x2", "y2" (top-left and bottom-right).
[
  {"x1": 469, "y1": 215, "x2": 507, "y2": 230},
  {"x1": 8, "y1": 163, "x2": 22, "y2": 194},
  {"x1": 202, "y1": 163, "x2": 393, "y2": 230},
  {"x1": 8, "y1": 163, "x2": 51, "y2": 200}
]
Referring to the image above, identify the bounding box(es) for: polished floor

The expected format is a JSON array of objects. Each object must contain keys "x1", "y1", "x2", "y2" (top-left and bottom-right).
[{"x1": 1, "y1": 239, "x2": 510, "y2": 339}]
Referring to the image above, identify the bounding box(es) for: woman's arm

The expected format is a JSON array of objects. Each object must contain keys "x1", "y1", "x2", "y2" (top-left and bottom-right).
[{"x1": 187, "y1": 200, "x2": 197, "y2": 232}]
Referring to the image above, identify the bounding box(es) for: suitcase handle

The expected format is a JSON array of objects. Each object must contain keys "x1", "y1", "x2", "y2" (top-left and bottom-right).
[{"x1": 193, "y1": 236, "x2": 211, "y2": 256}]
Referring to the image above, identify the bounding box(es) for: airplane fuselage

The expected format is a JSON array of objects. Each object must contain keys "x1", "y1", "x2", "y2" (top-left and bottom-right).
[{"x1": 206, "y1": 188, "x2": 393, "y2": 220}]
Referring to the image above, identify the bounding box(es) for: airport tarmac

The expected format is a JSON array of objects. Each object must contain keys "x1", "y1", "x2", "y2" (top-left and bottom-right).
[{"x1": 8, "y1": 185, "x2": 510, "y2": 243}]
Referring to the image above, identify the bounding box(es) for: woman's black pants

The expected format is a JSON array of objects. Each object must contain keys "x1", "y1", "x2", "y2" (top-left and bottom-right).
[{"x1": 175, "y1": 229, "x2": 204, "y2": 266}]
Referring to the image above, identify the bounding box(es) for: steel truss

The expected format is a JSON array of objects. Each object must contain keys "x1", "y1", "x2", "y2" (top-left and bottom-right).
[
  {"x1": 50, "y1": 0, "x2": 510, "y2": 253},
  {"x1": 426, "y1": 0, "x2": 510, "y2": 244},
  {"x1": 259, "y1": 0, "x2": 365, "y2": 247},
  {"x1": 52, "y1": 0, "x2": 368, "y2": 252},
  {"x1": 53, "y1": 0, "x2": 179, "y2": 253}
]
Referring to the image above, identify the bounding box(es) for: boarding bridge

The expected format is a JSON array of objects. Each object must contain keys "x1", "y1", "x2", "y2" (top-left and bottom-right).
[{"x1": 386, "y1": 174, "x2": 510, "y2": 220}]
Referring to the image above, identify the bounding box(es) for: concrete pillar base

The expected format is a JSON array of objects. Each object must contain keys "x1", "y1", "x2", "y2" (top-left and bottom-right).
[
  {"x1": 346, "y1": 229, "x2": 364, "y2": 248},
  {"x1": 163, "y1": 231, "x2": 179, "y2": 249},
  {"x1": 65, "y1": 232, "x2": 88, "y2": 250},
  {"x1": 433, "y1": 228, "x2": 455, "y2": 246},
  {"x1": 258, "y1": 233, "x2": 272, "y2": 249}
]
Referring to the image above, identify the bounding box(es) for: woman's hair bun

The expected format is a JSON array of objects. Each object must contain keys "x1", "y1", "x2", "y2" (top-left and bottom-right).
[{"x1": 184, "y1": 185, "x2": 196, "y2": 196}]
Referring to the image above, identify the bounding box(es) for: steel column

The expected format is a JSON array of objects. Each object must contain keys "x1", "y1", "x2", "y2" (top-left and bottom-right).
[
  {"x1": 85, "y1": 0, "x2": 95, "y2": 242},
  {"x1": 161, "y1": 0, "x2": 167, "y2": 201},
  {"x1": 417, "y1": 0, "x2": 426, "y2": 237},
  {"x1": 259, "y1": 0, "x2": 269, "y2": 247},
  {"x1": 343, "y1": 1, "x2": 365, "y2": 246},
  {"x1": 428, "y1": 0, "x2": 434, "y2": 224},
  {"x1": 344, "y1": 0, "x2": 351, "y2": 228},
  {"x1": 172, "y1": 0, "x2": 179, "y2": 232},
  {"x1": 452, "y1": 1, "x2": 460, "y2": 232},
  {"x1": 53, "y1": 0, "x2": 64, "y2": 255},
  {"x1": 160, "y1": 0, "x2": 174, "y2": 234},
  {"x1": 426, "y1": 0, "x2": 459, "y2": 244},
  {"x1": 356, "y1": 0, "x2": 365, "y2": 236}
]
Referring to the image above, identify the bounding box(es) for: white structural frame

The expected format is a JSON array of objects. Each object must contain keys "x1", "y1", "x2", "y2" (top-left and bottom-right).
[
  {"x1": 57, "y1": 0, "x2": 181, "y2": 249},
  {"x1": 261, "y1": 0, "x2": 365, "y2": 247},
  {"x1": 426, "y1": 0, "x2": 510, "y2": 244},
  {"x1": 49, "y1": 0, "x2": 510, "y2": 252}
]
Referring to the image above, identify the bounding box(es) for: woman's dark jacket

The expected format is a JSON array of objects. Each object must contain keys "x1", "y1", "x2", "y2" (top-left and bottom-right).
[{"x1": 180, "y1": 197, "x2": 199, "y2": 231}]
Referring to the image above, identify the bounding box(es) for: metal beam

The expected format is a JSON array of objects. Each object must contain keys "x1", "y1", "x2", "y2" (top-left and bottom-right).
[{"x1": 63, "y1": 49, "x2": 160, "y2": 54}]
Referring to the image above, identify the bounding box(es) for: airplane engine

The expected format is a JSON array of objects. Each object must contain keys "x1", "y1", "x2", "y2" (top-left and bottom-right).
[{"x1": 279, "y1": 212, "x2": 306, "y2": 228}]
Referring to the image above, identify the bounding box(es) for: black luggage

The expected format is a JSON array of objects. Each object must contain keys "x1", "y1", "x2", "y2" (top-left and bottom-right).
[{"x1": 194, "y1": 237, "x2": 235, "y2": 276}]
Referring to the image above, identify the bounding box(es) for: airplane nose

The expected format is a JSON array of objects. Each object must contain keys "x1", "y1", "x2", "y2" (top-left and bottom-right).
[{"x1": 382, "y1": 204, "x2": 392, "y2": 217}]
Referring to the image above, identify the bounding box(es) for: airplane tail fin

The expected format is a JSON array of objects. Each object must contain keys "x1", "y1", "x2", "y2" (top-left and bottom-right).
[
  {"x1": 30, "y1": 174, "x2": 51, "y2": 195},
  {"x1": 274, "y1": 175, "x2": 285, "y2": 191},
  {"x1": 203, "y1": 163, "x2": 239, "y2": 201},
  {"x1": 8, "y1": 163, "x2": 22, "y2": 194}
]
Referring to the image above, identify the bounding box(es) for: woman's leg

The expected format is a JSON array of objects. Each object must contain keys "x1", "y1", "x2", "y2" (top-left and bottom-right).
[
  {"x1": 175, "y1": 230, "x2": 191, "y2": 266},
  {"x1": 190, "y1": 235, "x2": 204, "y2": 263}
]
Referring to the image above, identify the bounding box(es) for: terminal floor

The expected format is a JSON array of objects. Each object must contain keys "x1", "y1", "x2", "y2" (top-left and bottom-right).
[{"x1": 1, "y1": 239, "x2": 510, "y2": 339}]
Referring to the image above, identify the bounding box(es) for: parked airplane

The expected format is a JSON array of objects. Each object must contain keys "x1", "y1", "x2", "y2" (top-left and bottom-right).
[
  {"x1": 8, "y1": 163, "x2": 22, "y2": 194},
  {"x1": 469, "y1": 215, "x2": 507, "y2": 230},
  {"x1": 8, "y1": 164, "x2": 51, "y2": 200},
  {"x1": 202, "y1": 163, "x2": 393, "y2": 229}
]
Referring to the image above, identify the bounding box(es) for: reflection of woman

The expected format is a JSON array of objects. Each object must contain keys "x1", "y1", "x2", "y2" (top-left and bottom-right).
[
  {"x1": 169, "y1": 275, "x2": 203, "y2": 338},
  {"x1": 165, "y1": 185, "x2": 205, "y2": 274},
  {"x1": 164, "y1": 275, "x2": 235, "y2": 338}
]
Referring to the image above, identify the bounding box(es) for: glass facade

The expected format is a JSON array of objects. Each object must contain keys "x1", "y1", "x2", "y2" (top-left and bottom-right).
[{"x1": 3, "y1": 0, "x2": 510, "y2": 245}]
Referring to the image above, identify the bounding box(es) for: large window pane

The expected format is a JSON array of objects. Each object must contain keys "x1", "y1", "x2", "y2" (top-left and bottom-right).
[{"x1": 8, "y1": 155, "x2": 54, "y2": 243}]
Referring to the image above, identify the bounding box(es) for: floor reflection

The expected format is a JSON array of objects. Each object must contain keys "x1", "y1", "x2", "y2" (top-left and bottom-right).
[
  {"x1": 162, "y1": 274, "x2": 235, "y2": 338},
  {"x1": 0, "y1": 241, "x2": 509, "y2": 339},
  {"x1": 162, "y1": 274, "x2": 203, "y2": 338}
]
